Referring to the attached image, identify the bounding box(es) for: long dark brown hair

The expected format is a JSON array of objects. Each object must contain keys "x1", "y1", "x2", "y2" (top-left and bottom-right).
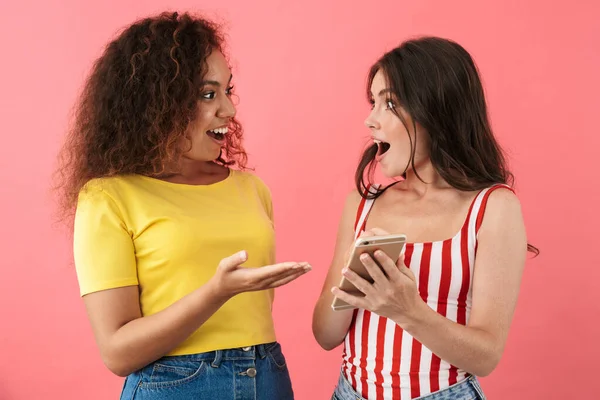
[
  {"x1": 356, "y1": 37, "x2": 538, "y2": 255},
  {"x1": 54, "y1": 11, "x2": 246, "y2": 224}
]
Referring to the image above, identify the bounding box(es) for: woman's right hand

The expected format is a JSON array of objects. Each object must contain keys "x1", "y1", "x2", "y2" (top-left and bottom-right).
[{"x1": 210, "y1": 250, "x2": 311, "y2": 299}]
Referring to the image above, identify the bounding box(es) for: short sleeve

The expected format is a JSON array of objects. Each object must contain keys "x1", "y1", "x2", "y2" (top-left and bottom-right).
[
  {"x1": 252, "y1": 175, "x2": 274, "y2": 223},
  {"x1": 73, "y1": 185, "x2": 138, "y2": 296}
]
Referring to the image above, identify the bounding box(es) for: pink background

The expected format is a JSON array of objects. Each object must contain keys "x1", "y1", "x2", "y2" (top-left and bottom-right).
[{"x1": 1, "y1": 0, "x2": 598, "y2": 398}]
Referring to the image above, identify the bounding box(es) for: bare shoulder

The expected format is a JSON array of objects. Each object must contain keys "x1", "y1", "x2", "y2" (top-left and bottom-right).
[
  {"x1": 483, "y1": 188, "x2": 524, "y2": 224},
  {"x1": 478, "y1": 187, "x2": 527, "y2": 246},
  {"x1": 341, "y1": 189, "x2": 363, "y2": 219},
  {"x1": 327, "y1": 189, "x2": 363, "y2": 237},
  {"x1": 345, "y1": 189, "x2": 363, "y2": 207}
]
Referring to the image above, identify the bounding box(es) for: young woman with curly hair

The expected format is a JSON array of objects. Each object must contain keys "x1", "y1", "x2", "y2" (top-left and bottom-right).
[{"x1": 55, "y1": 11, "x2": 309, "y2": 400}]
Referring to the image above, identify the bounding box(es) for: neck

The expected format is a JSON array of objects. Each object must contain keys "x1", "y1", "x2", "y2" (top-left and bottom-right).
[
  {"x1": 160, "y1": 159, "x2": 228, "y2": 183},
  {"x1": 398, "y1": 159, "x2": 450, "y2": 197},
  {"x1": 179, "y1": 159, "x2": 223, "y2": 176}
]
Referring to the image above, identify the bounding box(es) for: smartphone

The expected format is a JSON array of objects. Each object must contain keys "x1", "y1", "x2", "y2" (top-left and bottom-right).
[{"x1": 331, "y1": 233, "x2": 407, "y2": 311}]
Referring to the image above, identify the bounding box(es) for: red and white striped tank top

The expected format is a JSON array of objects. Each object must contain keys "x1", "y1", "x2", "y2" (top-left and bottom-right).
[{"x1": 341, "y1": 184, "x2": 511, "y2": 400}]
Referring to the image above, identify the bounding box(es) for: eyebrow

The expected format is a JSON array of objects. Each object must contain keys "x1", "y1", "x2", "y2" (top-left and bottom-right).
[
  {"x1": 378, "y1": 88, "x2": 393, "y2": 97},
  {"x1": 369, "y1": 88, "x2": 394, "y2": 98},
  {"x1": 200, "y1": 74, "x2": 233, "y2": 87}
]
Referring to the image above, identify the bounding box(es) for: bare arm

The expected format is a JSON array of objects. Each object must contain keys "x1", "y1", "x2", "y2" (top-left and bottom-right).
[
  {"x1": 332, "y1": 189, "x2": 528, "y2": 376},
  {"x1": 84, "y1": 282, "x2": 225, "y2": 377},
  {"x1": 403, "y1": 189, "x2": 527, "y2": 376},
  {"x1": 84, "y1": 252, "x2": 310, "y2": 377},
  {"x1": 312, "y1": 190, "x2": 362, "y2": 350}
]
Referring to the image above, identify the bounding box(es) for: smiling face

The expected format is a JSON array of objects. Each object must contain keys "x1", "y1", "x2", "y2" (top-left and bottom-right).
[
  {"x1": 365, "y1": 68, "x2": 430, "y2": 178},
  {"x1": 182, "y1": 50, "x2": 237, "y2": 162}
]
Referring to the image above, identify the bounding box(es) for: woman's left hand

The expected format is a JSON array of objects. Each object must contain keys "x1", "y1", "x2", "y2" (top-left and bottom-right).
[{"x1": 331, "y1": 249, "x2": 424, "y2": 324}]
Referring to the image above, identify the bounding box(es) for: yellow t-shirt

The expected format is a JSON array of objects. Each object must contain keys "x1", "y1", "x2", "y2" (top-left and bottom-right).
[{"x1": 73, "y1": 169, "x2": 277, "y2": 355}]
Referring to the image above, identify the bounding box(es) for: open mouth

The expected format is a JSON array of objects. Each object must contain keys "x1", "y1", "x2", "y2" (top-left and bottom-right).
[
  {"x1": 373, "y1": 139, "x2": 391, "y2": 156},
  {"x1": 206, "y1": 127, "x2": 228, "y2": 142}
]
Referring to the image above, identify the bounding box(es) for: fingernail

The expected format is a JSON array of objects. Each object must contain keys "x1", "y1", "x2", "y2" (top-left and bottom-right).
[
  {"x1": 342, "y1": 268, "x2": 349, "y2": 275},
  {"x1": 330, "y1": 287, "x2": 336, "y2": 293},
  {"x1": 360, "y1": 254, "x2": 369, "y2": 261},
  {"x1": 375, "y1": 250, "x2": 384, "y2": 257},
  {"x1": 239, "y1": 251, "x2": 247, "y2": 260}
]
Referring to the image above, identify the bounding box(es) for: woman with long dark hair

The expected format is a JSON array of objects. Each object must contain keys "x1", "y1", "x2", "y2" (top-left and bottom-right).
[{"x1": 313, "y1": 37, "x2": 537, "y2": 400}]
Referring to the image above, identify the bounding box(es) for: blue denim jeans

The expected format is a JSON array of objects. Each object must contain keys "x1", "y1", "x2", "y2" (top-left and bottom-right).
[
  {"x1": 332, "y1": 371, "x2": 486, "y2": 400},
  {"x1": 120, "y1": 342, "x2": 293, "y2": 400}
]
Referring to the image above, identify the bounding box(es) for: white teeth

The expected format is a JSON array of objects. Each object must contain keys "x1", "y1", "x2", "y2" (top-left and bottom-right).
[{"x1": 209, "y1": 127, "x2": 228, "y2": 134}]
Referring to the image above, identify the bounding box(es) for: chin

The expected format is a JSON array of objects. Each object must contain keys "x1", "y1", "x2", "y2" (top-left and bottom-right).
[
  {"x1": 379, "y1": 161, "x2": 405, "y2": 179},
  {"x1": 207, "y1": 151, "x2": 221, "y2": 161},
  {"x1": 182, "y1": 152, "x2": 221, "y2": 163},
  {"x1": 381, "y1": 169, "x2": 403, "y2": 179}
]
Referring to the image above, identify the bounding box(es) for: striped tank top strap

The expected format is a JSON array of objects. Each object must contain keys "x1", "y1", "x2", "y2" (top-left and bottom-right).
[
  {"x1": 354, "y1": 184, "x2": 380, "y2": 240},
  {"x1": 464, "y1": 183, "x2": 514, "y2": 239}
]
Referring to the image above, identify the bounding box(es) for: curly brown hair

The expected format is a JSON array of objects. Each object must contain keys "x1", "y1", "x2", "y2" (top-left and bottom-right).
[{"x1": 54, "y1": 11, "x2": 247, "y2": 223}]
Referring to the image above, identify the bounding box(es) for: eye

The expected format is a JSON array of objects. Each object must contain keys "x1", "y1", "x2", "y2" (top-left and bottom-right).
[
  {"x1": 368, "y1": 98, "x2": 375, "y2": 110},
  {"x1": 225, "y1": 85, "x2": 234, "y2": 96},
  {"x1": 201, "y1": 91, "x2": 216, "y2": 100},
  {"x1": 386, "y1": 100, "x2": 396, "y2": 110}
]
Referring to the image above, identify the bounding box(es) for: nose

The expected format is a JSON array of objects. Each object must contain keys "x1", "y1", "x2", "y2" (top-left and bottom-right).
[
  {"x1": 217, "y1": 94, "x2": 236, "y2": 119},
  {"x1": 364, "y1": 111, "x2": 380, "y2": 130}
]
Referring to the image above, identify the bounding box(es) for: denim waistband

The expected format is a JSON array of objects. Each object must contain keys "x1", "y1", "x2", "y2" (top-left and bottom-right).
[
  {"x1": 335, "y1": 370, "x2": 485, "y2": 400},
  {"x1": 156, "y1": 342, "x2": 276, "y2": 367}
]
